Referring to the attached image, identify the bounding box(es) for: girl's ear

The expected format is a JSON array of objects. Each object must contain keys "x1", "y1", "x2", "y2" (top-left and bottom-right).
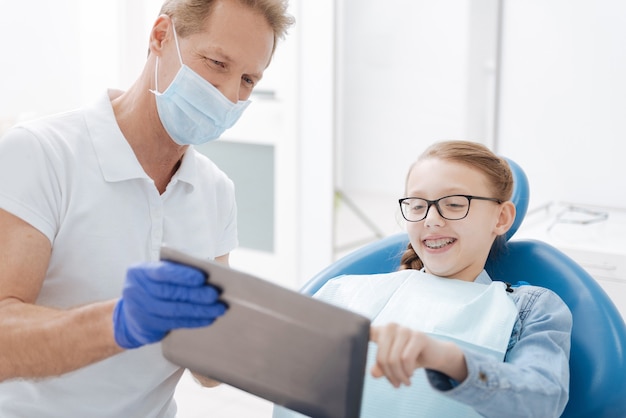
[{"x1": 494, "y1": 201, "x2": 516, "y2": 236}]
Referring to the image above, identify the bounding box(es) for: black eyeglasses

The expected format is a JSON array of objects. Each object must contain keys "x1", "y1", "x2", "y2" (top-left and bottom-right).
[{"x1": 398, "y1": 194, "x2": 503, "y2": 222}]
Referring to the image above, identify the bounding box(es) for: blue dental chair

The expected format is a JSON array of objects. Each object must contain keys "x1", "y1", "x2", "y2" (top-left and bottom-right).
[{"x1": 301, "y1": 159, "x2": 626, "y2": 418}]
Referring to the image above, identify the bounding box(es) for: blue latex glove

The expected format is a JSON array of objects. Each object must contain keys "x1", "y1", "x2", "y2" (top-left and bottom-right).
[{"x1": 113, "y1": 260, "x2": 227, "y2": 349}]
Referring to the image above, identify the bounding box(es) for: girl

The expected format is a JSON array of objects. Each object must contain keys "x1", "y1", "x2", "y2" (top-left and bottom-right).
[{"x1": 274, "y1": 140, "x2": 572, "y2": 417}]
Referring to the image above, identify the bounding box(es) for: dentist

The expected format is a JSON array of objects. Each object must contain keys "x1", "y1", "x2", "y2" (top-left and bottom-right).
[{"x1": 0, "y1": 0, "x2": 293, "y2": 417}]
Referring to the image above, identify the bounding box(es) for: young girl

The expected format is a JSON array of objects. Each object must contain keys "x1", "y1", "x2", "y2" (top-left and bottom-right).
[{"x1": 274, "y1": 140, "x2": 572, "y2": 418}]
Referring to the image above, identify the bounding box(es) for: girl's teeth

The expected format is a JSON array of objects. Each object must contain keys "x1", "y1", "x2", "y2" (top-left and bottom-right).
[{"x1": 425, "y1": 238, "x2": 455, "y2": 249}]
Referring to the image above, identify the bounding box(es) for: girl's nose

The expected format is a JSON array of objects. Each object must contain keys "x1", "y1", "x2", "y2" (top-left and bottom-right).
[{"x1": 423, "y1": 204, "x2": 445, "y2": 227}]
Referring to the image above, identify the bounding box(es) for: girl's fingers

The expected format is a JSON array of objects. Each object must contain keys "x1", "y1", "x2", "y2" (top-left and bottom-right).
[{"x1": 371, "y1": 324, "x2": 416, "y2": 387}]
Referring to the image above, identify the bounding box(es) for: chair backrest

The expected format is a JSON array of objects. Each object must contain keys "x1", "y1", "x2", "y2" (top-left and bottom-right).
[{"x1": 301, "y1": 159, "x2": 626, "y2": 418}]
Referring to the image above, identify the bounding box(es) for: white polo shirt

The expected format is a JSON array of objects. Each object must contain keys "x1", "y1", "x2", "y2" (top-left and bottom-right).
[{"x1": 0, "y1": 91, "x2": 238, "y2": 417}]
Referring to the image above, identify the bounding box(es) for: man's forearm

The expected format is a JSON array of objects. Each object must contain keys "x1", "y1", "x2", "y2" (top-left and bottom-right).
[{"x1": 0, "y1": 298, "x2": 123, "y2": 382}]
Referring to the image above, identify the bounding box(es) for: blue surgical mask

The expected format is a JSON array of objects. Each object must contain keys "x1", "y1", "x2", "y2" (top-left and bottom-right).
[{"x1": 150, "y1": 23, "x2": 250, "y2": 145}]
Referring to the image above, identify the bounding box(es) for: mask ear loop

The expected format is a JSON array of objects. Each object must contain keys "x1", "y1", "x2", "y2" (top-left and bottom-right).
[
  {"x1": 153, "y1": 19, "x2": 184, "y2": 94},
  {"x1": 170, "y1": 21, "x2": 184, "y2": 66}
]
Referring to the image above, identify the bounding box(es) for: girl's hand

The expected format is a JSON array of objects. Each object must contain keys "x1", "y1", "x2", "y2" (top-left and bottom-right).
[{"x1": 370, "y1": 323, "x2": 468, "y2": 387}]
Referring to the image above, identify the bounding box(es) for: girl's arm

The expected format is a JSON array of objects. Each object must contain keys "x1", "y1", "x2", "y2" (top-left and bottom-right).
[
  {"x1": 370, "y1": 287, "x2": 572, "y2": 418},
  {"x1": 426, "y1": 287, "x2": 572, "y2": 418},
  {"x1": 370, "y1": 324, "x2": 468, "y2": 386}
]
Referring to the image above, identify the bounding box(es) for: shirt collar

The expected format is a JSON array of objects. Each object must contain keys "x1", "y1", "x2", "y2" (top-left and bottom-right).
[
  {"x1": 418, "y1": 268, "x2": 493, "y2": 285},
  {"x1": 87, "y1": 90, "x2": 148, "y2": 182},
  {"x1": 87, "y1": 90, "x2": 198, "y2": 190},
  {"x1": 474, "y1": 269, "x2": 493, "y2": 285},
  {"x1": 168, "y1": 147, "x2": 198, "y2": 191}
]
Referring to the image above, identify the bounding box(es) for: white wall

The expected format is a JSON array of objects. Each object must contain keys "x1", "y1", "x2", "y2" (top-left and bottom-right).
[
  {"x1": 332, "y1": 0, "x2": 501, "y2": 253},
  {"x1": 497, "y1": 0, "x2": 626, "y2": 209},
  {"x1": 296, "y1": 0, "x2": 336, "y2": 280},
  {"x1": 334, "y1": 0, "x2": 626, "y2": 246},
  {"x1": 0, "y1": 0, "x2": 160, "y2": 128},
  {"x1": 336, "y1": 0, "x2": 476, "y2": 199},
  {"x1": 0, "y1": 1, "x2": 85, "y2": 124}
]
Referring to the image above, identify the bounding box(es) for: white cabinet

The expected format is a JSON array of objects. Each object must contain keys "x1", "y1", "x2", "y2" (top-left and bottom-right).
[{"x1": 515, "y1": 202, "x2": 626, "y2": 319}]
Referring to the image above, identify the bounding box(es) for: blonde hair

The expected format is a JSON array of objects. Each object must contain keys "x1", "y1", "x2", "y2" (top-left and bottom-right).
[
  {"x1": 159, "y1": 0, "x2": 295, "y2": 55},
  {"x1": 399, "y1": 140, "x2": 514, "y2": 270}
]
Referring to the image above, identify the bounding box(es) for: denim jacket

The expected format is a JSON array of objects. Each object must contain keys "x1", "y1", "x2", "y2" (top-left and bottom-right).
[{"x1": 426, "y1": 272, "x2": 573, "y2": 418}]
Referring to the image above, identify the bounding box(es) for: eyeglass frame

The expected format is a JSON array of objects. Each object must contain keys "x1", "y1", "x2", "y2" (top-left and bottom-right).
[{"x1": 398, "y1": 194, "x2": 503, "y2": 222}]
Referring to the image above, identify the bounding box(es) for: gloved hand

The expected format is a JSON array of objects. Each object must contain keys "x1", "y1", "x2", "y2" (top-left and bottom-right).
[{"x1": 113, "y1": 260, "x2": 227, "y2": 349}]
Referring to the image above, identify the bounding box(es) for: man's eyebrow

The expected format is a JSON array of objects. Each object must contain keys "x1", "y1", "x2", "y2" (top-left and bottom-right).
[
  {"x1": 201, "y1": 47, "x2": 233, "y2": 63},
  {"x1": 248, "y1": 71, "x2": 263, "y2": 81}
]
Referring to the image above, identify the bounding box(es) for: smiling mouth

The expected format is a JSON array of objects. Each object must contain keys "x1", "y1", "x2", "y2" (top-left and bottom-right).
[{"x1": 424, "y1": 238, "x2": 456, "y2": 249}]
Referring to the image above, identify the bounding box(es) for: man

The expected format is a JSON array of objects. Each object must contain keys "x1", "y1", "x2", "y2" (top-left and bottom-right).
[{"x1": 0, "y1": 0, "x2": 294, "y2": 416}]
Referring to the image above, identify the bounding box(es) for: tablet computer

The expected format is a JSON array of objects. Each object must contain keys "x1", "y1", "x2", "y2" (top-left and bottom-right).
[{"x1": 159, "y1": 246, "x2": 370, "y2": 418}]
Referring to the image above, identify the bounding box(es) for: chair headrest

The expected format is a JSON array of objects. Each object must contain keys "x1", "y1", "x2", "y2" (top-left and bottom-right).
[{"x1": 504, "y1": 157, "x2": 529, "y2": 241}]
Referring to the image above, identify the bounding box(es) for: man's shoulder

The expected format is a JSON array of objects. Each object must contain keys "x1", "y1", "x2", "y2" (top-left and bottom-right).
[
  {"x1": 187, "y1": 148, "x2": 233, "y2": 183},
  {"x1": 6, "y1": 108, "x2": 88, "y2": 149}
]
